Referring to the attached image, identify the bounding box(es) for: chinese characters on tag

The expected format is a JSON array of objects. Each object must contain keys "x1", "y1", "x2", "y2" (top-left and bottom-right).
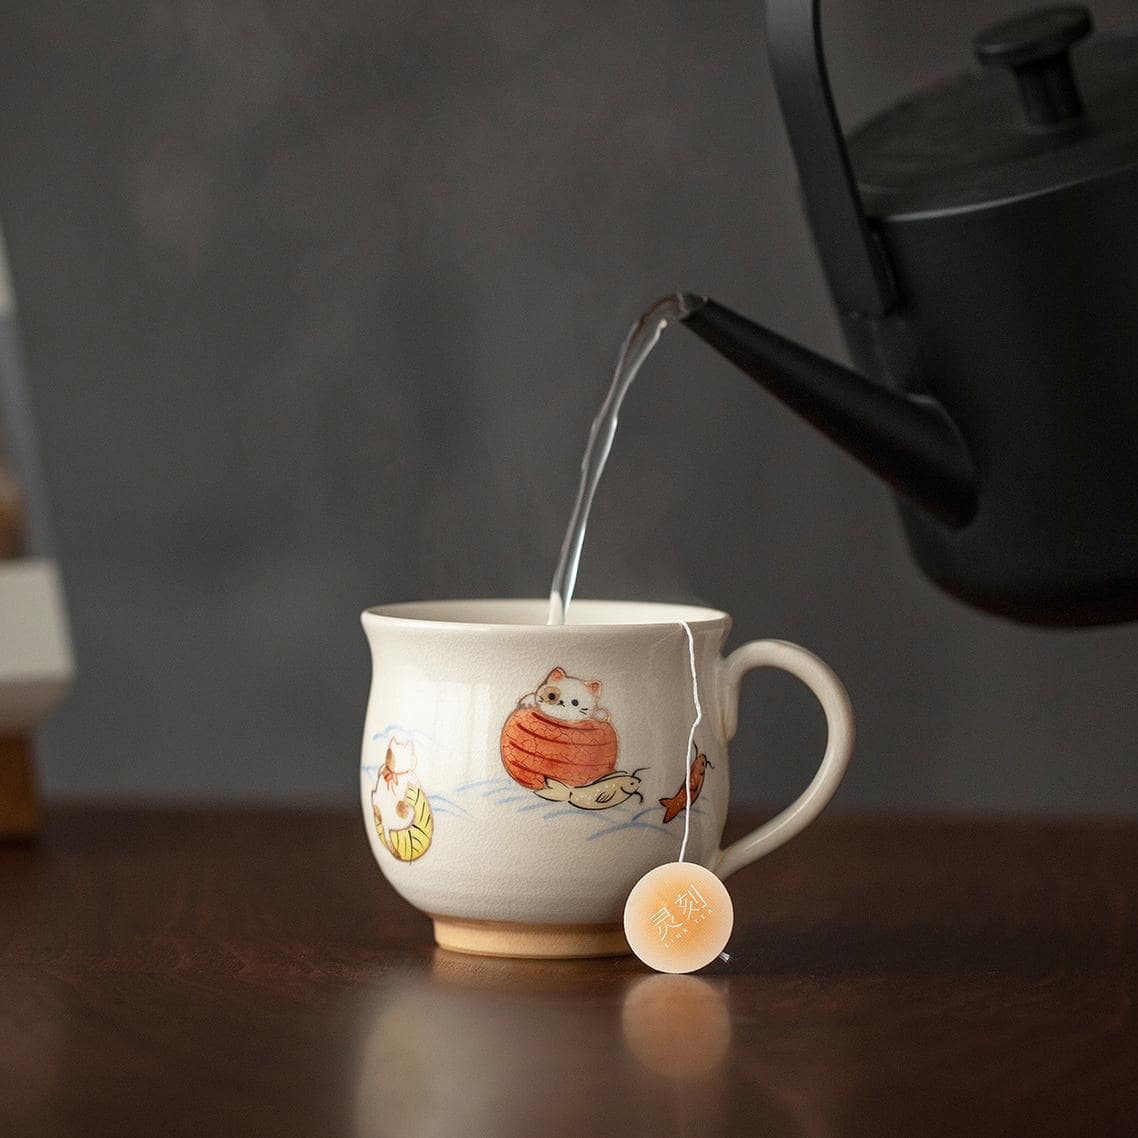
[{"x1": 649, "y1": 882, "x2": 711, "y2": 948}]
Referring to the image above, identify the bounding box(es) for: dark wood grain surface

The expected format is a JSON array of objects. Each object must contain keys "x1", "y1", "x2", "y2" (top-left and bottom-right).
[{"x1": 1, "y1": 806, "x2": 1135, "y2": 1137}]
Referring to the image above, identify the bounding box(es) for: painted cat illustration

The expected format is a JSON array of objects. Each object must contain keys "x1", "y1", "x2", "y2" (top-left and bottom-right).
[
  {"x1": 519, "y1": 667, "x2": 611, "y2": 723},
  {"x1": 502, "y1": 667, "x2": 619, "y2": 789},
  {"x1": 372, "y1": 735, "x2": 419, "y2": 833}
]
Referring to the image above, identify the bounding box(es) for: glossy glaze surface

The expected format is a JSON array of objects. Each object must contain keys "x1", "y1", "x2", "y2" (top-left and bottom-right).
[{"x1": 360, "y1": 602, "x2": 851, "y2": 937}]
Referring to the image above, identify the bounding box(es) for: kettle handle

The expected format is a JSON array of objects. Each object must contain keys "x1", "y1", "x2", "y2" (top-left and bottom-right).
[{"x1": 766, "y1": 0, "x2": 895, "y2": 317}]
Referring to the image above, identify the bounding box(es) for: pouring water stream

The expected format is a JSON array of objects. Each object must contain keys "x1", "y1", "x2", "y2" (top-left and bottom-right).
[{"x1": 546, "y1": 292, "x2": 705, "y2": 625}]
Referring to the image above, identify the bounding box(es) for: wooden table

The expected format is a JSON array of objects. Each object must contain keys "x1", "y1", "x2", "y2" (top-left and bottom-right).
[{"x1": 1, "y1": 807, "x2": 1135, "y2": 1137}]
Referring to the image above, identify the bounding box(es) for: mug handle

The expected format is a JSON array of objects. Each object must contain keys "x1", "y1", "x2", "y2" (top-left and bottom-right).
[{"x1": 714, "y1": 639, "x2": 854, "y2": 880}]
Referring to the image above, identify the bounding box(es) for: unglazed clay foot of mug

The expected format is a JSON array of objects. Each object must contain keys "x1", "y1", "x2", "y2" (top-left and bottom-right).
[{"x1": 431, "y1": 916, "x2": 631, "y2": 959}]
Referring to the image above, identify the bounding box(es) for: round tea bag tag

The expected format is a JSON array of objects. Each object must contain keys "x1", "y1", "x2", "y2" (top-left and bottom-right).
[{"x1": 623, "y1": 862, "x2": 733, "y2": 974}]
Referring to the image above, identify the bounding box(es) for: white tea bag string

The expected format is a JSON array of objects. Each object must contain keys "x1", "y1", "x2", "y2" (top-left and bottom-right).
[
  {"x1": 680, "y1": 620, "x2": 730, "y2": 962},
  {"x1": 678, "y1": 619, "x2": 703, "y2": 864}
]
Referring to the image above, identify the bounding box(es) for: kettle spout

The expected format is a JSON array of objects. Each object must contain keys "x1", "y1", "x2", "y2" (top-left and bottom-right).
[{"x1": 681, "y1": 298, "x2": 977, "y2": 527}]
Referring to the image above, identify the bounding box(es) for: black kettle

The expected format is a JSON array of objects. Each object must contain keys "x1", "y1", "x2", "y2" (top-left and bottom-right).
[{"x1": 682, "y1": 4, "x2": 1138, "y2": 626}]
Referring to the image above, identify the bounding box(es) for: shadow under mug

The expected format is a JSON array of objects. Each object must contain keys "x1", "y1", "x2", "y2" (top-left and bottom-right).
[{"x1": 360, "y1": 599, "x2": 853, "y2": 958}]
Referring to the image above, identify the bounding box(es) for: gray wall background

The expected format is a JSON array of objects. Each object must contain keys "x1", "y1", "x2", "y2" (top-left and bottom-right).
[{"x1": 2, "y1": 1, "x2": 1136, "y2": 812}]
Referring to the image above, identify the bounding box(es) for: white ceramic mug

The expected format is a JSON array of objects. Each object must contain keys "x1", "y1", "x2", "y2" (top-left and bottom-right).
[{"x1": 360, "y1": 599, "x2": 854, "y2": 958}]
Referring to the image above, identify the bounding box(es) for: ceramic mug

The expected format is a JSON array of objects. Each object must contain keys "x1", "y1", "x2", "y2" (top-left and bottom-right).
[{"x1": 360, "y1": 599, "x2": 853, "y2": 958}]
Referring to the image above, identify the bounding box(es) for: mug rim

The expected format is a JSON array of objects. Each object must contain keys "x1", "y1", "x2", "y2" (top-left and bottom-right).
[{"x1": 362, "y1": 598, "x2": 730, "y2": 633}]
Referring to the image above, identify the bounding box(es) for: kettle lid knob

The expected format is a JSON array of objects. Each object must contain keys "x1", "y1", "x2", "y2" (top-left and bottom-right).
[{"x1": 974, "y1": 5, "x2": 1093, "y2": 126}]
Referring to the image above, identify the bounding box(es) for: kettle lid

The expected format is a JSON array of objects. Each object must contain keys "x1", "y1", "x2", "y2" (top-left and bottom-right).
[{"x1": 847, "y1": 7, "x2": 1138, "y2": 218}]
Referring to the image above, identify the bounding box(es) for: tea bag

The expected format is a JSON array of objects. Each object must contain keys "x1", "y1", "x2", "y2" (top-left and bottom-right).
[{"x1": 624, "y1": 622, "x2": 733, "y2": 972}]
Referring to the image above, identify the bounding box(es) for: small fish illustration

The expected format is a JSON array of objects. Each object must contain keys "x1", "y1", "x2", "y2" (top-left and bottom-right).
[
  {"x1": 660, "y1": 742, "x2": 713, "y2": 823},
  {"x1": 535, "y1": 768, "x2": 647, "y2": 810}
]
